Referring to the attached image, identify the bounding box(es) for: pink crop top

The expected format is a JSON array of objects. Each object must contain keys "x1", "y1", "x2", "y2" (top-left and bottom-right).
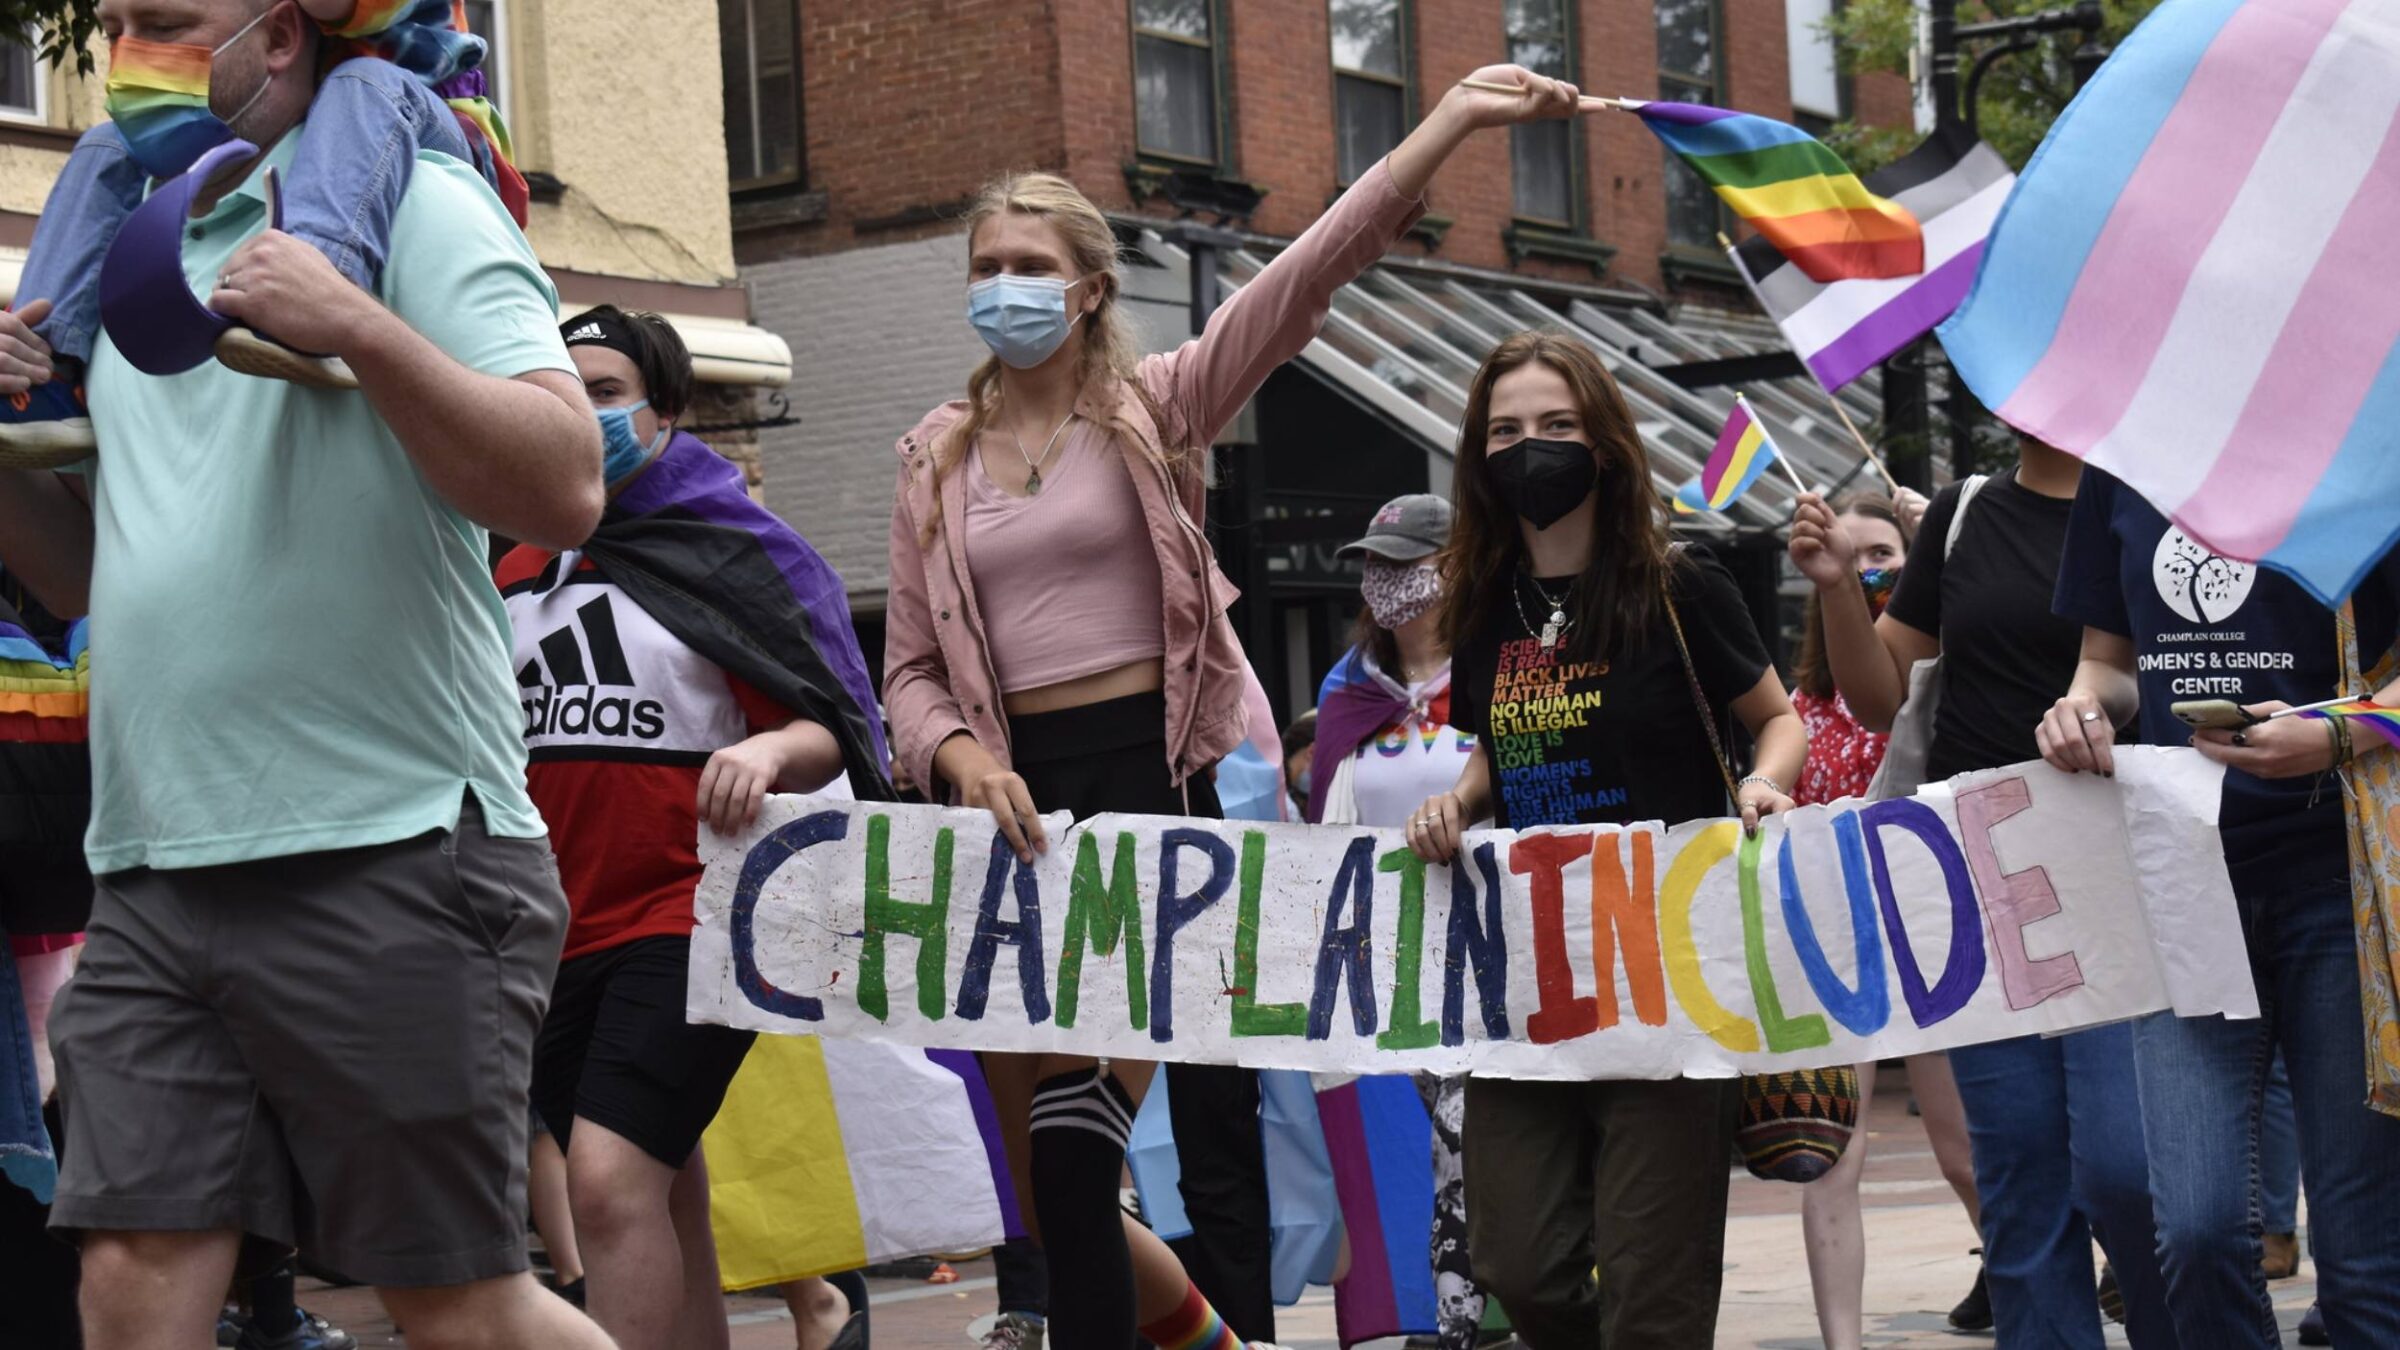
[{"x1": 963, "y1": 425, "x2": 1168, "y2": 693}]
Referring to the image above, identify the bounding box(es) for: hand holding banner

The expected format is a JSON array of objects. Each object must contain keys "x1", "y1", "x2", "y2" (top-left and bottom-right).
[{"x1": 690, "y1": 748, "x2": 2254, "y2": 1079}]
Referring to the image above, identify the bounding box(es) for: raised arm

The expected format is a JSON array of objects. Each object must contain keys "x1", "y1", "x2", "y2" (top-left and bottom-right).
[
  {"x1": 1790, "y1": 493, "x2": 1932, "y2": 731},
  {"x1": 1148, "y1": 64, "x2": 1581, "y2": 449}
]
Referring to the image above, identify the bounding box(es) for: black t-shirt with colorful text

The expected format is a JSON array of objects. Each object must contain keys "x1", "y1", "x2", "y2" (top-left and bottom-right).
[
  {"x1": 1452, "y1": 555, "x2": 1770, "y2": 830},
  {"x1": 2054, "y1": 469, "x2": 2400, "y2": 892}
]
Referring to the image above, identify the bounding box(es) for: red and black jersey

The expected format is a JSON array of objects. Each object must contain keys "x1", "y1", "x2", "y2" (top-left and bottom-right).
[{"x1": 498, "y1": 545, "x2": 791, "y2": 960}]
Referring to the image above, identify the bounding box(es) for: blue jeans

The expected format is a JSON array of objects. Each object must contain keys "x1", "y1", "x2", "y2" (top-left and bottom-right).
[
  {"x1": 2258, "y1": 1054, "x2": 2299, "y2": 1236},
  {"x1": 1948, "y1": 1023, "x2": 2176, "y2": 1348},
  {"x1": 2133, "y1": 875, "x2": 2400, "y2": 1348},
  {"x1": 0, "y1": 942, "x2": 51, "y2": 1204},
  {"x1": 15, "y1": 56, "x2": 480, "y2": 365}
]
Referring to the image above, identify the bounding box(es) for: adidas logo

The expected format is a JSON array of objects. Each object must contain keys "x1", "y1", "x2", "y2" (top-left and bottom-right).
[
  {"x1": 519, "y1": 595, "x2": 667, "y2": 740},
  {"x1": 564, "y1": 322, "x2": 606, "y2": 342}
]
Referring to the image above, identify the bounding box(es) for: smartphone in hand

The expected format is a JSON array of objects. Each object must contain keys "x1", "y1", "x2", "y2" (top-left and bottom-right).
[{"x1": 2170, "y1": 699, "x2": 2261, "y2": 731}]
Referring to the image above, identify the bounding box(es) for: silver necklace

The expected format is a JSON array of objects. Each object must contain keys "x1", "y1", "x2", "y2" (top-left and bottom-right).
[
  {"x1": 1516, "y1": 574, "x2": 1575, "y2": 650},
  {"x1": 1006, "y1": 403, "x2": 1077, "y2": 495}
]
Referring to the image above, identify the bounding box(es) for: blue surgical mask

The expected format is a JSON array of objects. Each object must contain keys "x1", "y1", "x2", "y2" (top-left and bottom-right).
[
  {"x1": 596, "y1": 400, "x2": 665, "y2": 485},
  {"x1": 967, "y1": 275, "x2": 1085, "y2": 369}
]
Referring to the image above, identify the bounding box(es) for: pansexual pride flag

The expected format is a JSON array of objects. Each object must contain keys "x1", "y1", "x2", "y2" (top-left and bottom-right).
[
  {"x1": 1940, "y1": 0, "x2": 2400, "y2": 605},
  {"x1": 2298, "y1": 700, "x2": 2400, "y2": 751},
  {"x1": 1632, "y1": 100, "x2": 1923, "y2": 282},
  {"x1": 1674, "y1": 395, "x2": 1782, "y2": 514}
]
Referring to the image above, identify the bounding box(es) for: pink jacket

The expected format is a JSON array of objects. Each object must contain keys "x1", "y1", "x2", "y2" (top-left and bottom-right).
[{"x1": 884, "y1": 159, "x2": 1428, "y2": 798}]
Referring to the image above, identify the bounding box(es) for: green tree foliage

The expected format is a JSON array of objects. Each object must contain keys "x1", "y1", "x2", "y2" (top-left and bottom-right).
[
  {"x1": 0, "y1": 1, "x2": 101, "y2": 74},
  {"x1": 1823, "y1": 0, "x2": 2163, "y2": 171}
]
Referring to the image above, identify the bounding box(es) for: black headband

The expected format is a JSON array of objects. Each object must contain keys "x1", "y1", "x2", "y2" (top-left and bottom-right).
[{"x1": 560, "y1": 312, "x2": 646, "y2": 367}]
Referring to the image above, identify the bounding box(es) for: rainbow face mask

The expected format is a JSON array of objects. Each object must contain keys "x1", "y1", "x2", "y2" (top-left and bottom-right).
[{"x1": 104, "y1": 6, "x2": 276, "y2": 180}]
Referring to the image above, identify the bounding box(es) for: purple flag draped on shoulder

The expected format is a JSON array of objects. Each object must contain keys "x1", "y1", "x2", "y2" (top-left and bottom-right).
[{"x1": 580, "y1": 432, "x2": 893, "y2": 801}]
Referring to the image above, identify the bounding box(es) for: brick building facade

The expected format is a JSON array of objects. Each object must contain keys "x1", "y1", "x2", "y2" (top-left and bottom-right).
[{"x1": 719, "y1": 0, "x2": 1914, "y2": 712}]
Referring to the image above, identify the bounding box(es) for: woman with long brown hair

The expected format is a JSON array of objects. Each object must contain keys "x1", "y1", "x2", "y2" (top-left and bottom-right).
[
  {"x1": 882, "y1": 67, "x2": 1578, "y2": 1350},
  {"x1": 1405, "y1": 332, "x2": 1806, "y2": 1346}
]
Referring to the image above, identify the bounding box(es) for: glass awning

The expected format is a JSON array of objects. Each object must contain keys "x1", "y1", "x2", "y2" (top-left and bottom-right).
[{"x1": 1129, "y1": 226, "x2": 1892, "y2": 534}]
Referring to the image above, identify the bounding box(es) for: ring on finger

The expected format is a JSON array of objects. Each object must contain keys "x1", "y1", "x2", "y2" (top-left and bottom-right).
[{"x1": 2231, "y1": 731, "x2": 2249, "y2": 747}]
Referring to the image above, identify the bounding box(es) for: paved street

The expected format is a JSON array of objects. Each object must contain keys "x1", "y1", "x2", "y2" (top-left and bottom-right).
[{"x1": 291, "y1": 1066, "x2": 2325, "y2": 1347}]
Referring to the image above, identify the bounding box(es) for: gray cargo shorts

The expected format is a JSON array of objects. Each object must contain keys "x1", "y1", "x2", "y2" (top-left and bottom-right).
[{"x1": 48, "y1": 795, "x2": 567, "y2": 1288}]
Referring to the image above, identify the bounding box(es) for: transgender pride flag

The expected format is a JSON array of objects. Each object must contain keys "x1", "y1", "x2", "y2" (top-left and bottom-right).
[{"x1": 1940, "y1": 0, "x2": 2400, "y2": 604}]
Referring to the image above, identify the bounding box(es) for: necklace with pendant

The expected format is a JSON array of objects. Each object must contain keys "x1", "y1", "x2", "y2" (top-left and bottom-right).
[
  {"x1": 1007, "y1": 403, "x2": 1077, "y2": 495},
  {"x1": 1514, "y1": 573, "x2": 1575, "y2": 650}
]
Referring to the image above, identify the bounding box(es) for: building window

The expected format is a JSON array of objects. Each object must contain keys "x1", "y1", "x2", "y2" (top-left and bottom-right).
[
  {"x1": 719, "y1": 0, "x2": 804, "y2": 193},
  {"x1": 1656, "y1": 0, "x2": 1723, "y2": 249},
  {"x1": 0, "y1": 30, "x2": 42, "y2": 123},
  {"x1": 1133, "y1": 0, "x2": 1219, "y2": 164},
  {"x1": 1785, "y1": 0, "x2": 1844, "y2": 136},
  {"x1": 1330, "y1": 0, "x2": 1407, "y2": 184},
  {"x1": 460, "y1": 0, "x2": 506, "y2": 125},
  {"x1": 1504, "y1": 0, "x2": 1574, "y2": 226}
]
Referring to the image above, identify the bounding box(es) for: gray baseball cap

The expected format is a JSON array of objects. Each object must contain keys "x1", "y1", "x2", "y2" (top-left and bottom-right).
[{"x1": 1338, "y1": 493, "x2": 1453, "y2": 561}]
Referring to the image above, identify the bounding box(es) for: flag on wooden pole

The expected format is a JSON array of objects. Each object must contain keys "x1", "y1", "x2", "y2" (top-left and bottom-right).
[{"x1": 1631, "y1": 100, "x2": 1923, "y2": 282}]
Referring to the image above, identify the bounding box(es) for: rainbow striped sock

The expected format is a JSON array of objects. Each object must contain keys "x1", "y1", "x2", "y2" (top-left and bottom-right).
[{"x1": 1139, "y1": 1282, "x2": 1240, "y2": 1350}]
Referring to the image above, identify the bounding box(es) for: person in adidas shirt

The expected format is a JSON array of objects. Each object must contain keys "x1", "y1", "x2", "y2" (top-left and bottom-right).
[{"x1": 500, "y1": 305, "x2": 888, "y2": 1350}]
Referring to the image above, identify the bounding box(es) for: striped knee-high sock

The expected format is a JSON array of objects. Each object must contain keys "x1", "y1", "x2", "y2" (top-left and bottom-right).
[{"x1": 1140, "y1": 1281, "x2": 1241, "y2": 1350}]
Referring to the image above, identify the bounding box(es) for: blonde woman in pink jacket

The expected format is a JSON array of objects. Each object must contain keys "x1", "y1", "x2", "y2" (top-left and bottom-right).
[{"x1": 883, "y1": 66, "x2": 1575, "y2": 1350}]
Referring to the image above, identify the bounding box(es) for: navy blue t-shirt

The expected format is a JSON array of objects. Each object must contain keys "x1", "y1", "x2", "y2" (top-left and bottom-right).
[{"x1": 2053, "y1": 469, "x2": 2400, "y2": 893}]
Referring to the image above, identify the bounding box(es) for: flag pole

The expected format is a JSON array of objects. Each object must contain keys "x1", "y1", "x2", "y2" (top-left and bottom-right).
[
  {"x1": 1741, "y1": 392, "x2": 1812, "y2": 497},
  {"x1": 1718, "y1": 231, "x2": 1903, "y2": 496}
]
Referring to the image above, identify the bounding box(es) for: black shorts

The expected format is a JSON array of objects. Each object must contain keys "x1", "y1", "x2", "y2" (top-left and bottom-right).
[{"x1": 531, "y1": 934, "x2": 756, "y2": 1168}]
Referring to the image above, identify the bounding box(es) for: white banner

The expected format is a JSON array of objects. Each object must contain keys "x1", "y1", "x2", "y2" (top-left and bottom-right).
[{"x1": 690, "y1": 748, "x2": 2256, "y2": 1079}]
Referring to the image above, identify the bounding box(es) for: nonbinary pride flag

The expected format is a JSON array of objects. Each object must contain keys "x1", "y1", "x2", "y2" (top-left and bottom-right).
[
  {"x1": 1674, "y1": 395, "x2": 1781, "y2": 514},
  {"x1": 1732, "y1": 125, "x2": 2015, "y2": 392},
  {"x1": 1632, "y1": 100, "x2": 1923, "y2": 282},
  {"x1": 1940, "y1": 0, "x2": 2400, "y2": 605}
]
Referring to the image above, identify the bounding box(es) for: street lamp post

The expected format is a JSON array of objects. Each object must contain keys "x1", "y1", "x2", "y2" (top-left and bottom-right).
[{"x1": 1888, "y1": 0, "x2": 2109, "y2": 484}]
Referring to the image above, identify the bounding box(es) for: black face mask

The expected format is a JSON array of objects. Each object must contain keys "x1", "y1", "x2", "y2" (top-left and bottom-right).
[{"x1": 1487, "y1": 437, "x2": 1598, "y2": 530}]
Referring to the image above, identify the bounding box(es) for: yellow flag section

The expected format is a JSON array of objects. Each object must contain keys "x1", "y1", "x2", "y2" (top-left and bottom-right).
[{"x1": 704, "y1": 1035, "x2": 1016, "y2": 1288}]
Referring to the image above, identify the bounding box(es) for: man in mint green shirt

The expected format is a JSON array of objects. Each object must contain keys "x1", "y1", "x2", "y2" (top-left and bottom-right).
[{"x1": 0, "y1": 3, "x2": 612, "y2": 1345}]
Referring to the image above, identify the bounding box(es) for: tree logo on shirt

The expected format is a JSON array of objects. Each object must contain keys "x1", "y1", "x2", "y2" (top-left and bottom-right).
[{"x1": 2152, "y1": 528, "x2": 2255, "y2": 626}]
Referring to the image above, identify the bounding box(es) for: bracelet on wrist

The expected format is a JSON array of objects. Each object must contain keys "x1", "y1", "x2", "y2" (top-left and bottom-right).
[{"x1": 1736, "y1": 774, "x2": 1783, "y2": 796}]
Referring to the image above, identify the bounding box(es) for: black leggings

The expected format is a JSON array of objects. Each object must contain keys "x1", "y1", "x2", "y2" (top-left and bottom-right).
[{"x1": 1007, "y1": 694, "x2": 1271, "y2": 1342}]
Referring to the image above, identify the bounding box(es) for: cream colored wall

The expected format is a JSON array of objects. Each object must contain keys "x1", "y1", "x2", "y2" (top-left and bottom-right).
[
  {"x1": 0, "y1": 2, "x2": 737, "y2": 287},
  {"x1": 509, "y1": 0, "x2": 736, "y2": 284}
]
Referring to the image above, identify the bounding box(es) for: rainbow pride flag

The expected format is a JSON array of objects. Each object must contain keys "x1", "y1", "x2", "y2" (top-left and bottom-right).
[
  {"x1": 703, "y1": 1036, "x2": 1018, "y2": 1288},
  {"x1": 1674, "y1": 395, "x2": 1782, "y2": 514},
  {"x1": 2298, "y1": 700, "x2": 2400, "y2": 751},
  {"x1": 1632, "y1": 100, "x2": 1923, "y2": 282},
  {"x1": 1940, "y1": 0, "x2": 2400, "y2": 605}
]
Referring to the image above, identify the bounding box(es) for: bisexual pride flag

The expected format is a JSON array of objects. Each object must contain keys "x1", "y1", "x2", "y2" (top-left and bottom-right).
[
  {"x1": 1674, "y1": 395, "x2": 1783, "y2": 514},
  {"x1": 1940, "y1": 0, "x2": 2400, "y2": 605},
  {"x1": 1632, "y1": 100, "x2": 1923, "y2": 282}
]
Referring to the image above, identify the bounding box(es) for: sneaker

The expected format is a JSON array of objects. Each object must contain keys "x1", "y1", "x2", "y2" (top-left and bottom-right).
[
  {"x1": 238, "y1": 1308, "x2": 357, "y2": 1350},
  {"x1": 1947, "y1": 1251, "x2": 1993, "y2": 1332},
  {"x1": 216, "y1": 1308, "x2": 247, "y2": 1347},
  {"x1": 2262, "y1": 1230, "x2": 2301, "y2": 1280},
  {"x1": 2298, "y1": 1300, "x2": 2328, "y2": 1346},
  {"x1": 0, "y1": 378, "x2": 94, "y2": 468},
  {"x1": 969, "y1": 1311, "x2": 1046, "y2": 1350},
  {"x1": 2097, "y1": 1262, "x2": 2125, "y2": 1324},
  {"x1": 214, "y1": 328, "x2": 358, "y2": 390}
]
